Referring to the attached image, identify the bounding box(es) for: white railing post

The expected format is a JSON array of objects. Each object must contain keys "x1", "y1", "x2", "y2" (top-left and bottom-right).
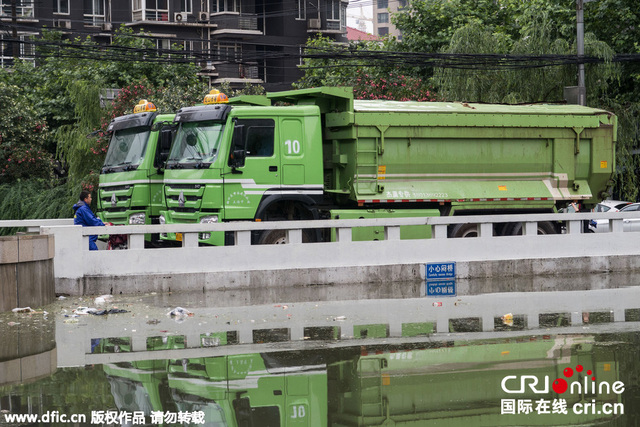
[
  {"x1": 610, "y1": 219, "x2": 623, "y2": 233},
  {"x1": 129, "y1": 233, "x2": 145, "y2": 249},
  {"x1": 182, "y1": 232, "x2": 199, "y2": 248},
  {"x1": 235, "y1": 230, "x2": 251, "y2": 245},
  {"x1": 432, "y1": 225, "x2": 447, "y2": 239},
  {"x1": 336, "y1": 227, "x2": 352, "y2": 242},
  {"x1": 524, "y1": 222, "x2": 538, "y2": 236},
  {"x1": 566, "y1": 220, "x2": 583, "y2": 234},
  {"x1": 384, "y1": 226, "x2": 401, "y2": 240},
  {"x1": 286, "y1": 229, "x2": 302, "y2": 244},
  {"x1": 478, "y1": 223, "x2": 493, "y2": 238},
  {"x1": 40, "y1": 225, "x2": 84, "y2": 281}
]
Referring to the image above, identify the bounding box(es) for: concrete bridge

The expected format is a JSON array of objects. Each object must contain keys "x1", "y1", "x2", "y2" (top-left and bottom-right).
[{"x1": 2, "y1": 211, "x2": 640, "y2": 298}]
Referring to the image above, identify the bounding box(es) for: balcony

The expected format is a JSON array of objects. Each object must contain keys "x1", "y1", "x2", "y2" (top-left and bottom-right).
[
  {"x1": 210, "y1": 12, "x2": 262, "y2": 36},
  {"x1": 212, "y1": 62, "x2": 261, "y2": 84}
]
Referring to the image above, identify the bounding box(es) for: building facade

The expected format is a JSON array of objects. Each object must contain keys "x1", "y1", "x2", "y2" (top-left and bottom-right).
[
  {"x1": 0, "y1": 0, "x2": 349, "y2": 90},
  {"x1": 372, "y1": 0, "x2": 406, "y2": 39}
]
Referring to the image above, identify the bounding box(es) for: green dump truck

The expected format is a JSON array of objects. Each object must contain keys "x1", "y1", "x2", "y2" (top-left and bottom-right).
[
  {"x1": 102, "y1": 352, "x2": 327, "y2": 427},
  {"x1": 329, "y1": 335, "x2": 623, "y2": 426},
  {"x1": 99, "y1": 335, "x2": 622, "y2": 426},
  {"x1": 97, "y1": 100, "x2": 174, "y2": 246},
  {"x1": 160, "y1": 87, "x2": 616, "y2": 244}
]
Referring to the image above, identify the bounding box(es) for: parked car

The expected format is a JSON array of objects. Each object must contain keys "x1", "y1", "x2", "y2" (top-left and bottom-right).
[{"x1": 589, "y1": 200, "x2": 634, "y2": 232}]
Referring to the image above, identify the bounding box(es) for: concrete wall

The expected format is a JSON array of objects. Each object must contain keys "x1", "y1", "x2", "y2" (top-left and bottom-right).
[
  {"x1": 35, "y1": 212, "x2": 640, "y2": 296},
  {"x1": 0, "y1": 315, "x2": 56, "y2": 386},
  {"x1": 0, "y1": 234, "x2": 55, "y2": 311}
]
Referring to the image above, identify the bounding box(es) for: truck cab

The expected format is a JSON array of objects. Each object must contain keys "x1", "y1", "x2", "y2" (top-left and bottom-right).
[
  {"x1": 160, "y1": 96, "x2": 324, "y2": 246},
  {"x1": 97, "y1": 100, "x2": 174, "y2": 246}
]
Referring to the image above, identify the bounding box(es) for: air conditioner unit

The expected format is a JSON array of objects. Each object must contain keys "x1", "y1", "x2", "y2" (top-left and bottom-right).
[
  {"x1": 174, "y1": 12, "x2": 188, "y2": 22},
  {"x1": 101, "y1": 22, "x2": 112, "y2": 31},
  {"x1": 198, "y1": 11, "x2": 209, "y2": 22},
  {"x1": 307, "y1": 18, "x2": 321, "y2": 29},
  {"x1": 54, "y1": 19, "x2": 72, "y2": 29}
]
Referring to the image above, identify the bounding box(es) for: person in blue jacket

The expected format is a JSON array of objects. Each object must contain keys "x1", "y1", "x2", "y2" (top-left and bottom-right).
[{"x1": 73, "y1": 190, "x2": 105, "y2": 250}]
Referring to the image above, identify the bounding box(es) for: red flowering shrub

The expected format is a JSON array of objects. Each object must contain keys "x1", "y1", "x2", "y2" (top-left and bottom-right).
[{"x1": 353, "y1": 72, "x2": 436, "y2": 102}]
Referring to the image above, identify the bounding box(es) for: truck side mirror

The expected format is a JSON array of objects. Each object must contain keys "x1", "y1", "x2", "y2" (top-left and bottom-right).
[
  {"x1": 155, "y1": 128, "x2": 173, "y2": 170},
  {"x1": 230, "y1": 149, "x2": 246, "y2": 171},
  {"x1": 229, "y1": 122, "x2": 246, "y2": 171}
]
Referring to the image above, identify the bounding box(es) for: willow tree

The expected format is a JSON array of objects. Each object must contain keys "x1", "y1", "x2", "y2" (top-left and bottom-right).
[{"x1": 435, "y1": 19, "x2": 618, "y2": 104}]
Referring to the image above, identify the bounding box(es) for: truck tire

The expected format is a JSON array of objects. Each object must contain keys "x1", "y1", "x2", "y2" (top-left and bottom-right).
[
  {"x1": 257, "y1": 229, "x2": 314, "y2": 245},
  {"x1": 450, "y1": 223, "x2": 478, "y2": 238},
  {"x1": 506, "y1": 221, "x2": 557, "y2": 235}
]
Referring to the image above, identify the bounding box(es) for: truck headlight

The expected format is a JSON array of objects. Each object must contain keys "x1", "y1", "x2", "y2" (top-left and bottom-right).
[
  {"x1": 199, "y1": 215, "x2": 218, "y2": 240},
  {"x1": 129, "y1": 213, "x2": 146, "y2": 225}
]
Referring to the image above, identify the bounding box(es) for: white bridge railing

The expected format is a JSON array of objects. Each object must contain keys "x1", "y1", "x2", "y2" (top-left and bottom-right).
[
  {"x1": 2, "y1": 211, "x2": 640, "y2": 296},
  {"x1": 0, "y1": 211, "x2": 635, "y2": 249}
]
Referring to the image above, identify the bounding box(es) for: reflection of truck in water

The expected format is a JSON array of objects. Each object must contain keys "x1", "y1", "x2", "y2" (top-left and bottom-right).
[
  {"x1": 159, "y1": 86, "x2": 616, "y2": 244},
  {"x1": 168, "y1": 352, "x2": 326, "y2": 427},
  {"x1": 96, "y1": 100, "x2": 174, "y2": 247},
  {"x1": 329, "y1": 335, "x2": 622, "y2": 426},
  {"x1": 101, "y1": 335, "x2": 621, "y2": 426},
  {"x1": 103, "y1": 351, "x2": 327, "y2": 426}
]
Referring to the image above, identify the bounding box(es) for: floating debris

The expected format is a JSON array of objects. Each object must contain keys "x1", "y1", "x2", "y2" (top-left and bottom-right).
[
  {"x1": 94, "y1": 295, "x2": 113, "y2": 305},
  {"x1": 12, "y1": 307, "x2": 36, "y2": 314},
  {"x1": 167, "y1": 307, "x2": 193, "y2": 318}
]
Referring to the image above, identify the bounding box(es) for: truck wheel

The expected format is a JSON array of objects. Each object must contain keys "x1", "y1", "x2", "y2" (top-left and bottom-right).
[
  {"x1": 257, "y1": 229, "x2": 313, "y2": 244},
  {"x1": 506, "y1": 221, "x2": 557, "y2": 235},
  {"x1": 450, "y1": 223, "x2": 478, "y2": 238}
]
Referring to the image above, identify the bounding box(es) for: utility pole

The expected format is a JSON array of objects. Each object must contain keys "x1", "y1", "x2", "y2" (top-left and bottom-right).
[
  {"x1": 11, "y1": 0, "x2": 18, "y2": 60},
  {"x1": 576, "y1": 0, "x2": 586, "y2": 106}
]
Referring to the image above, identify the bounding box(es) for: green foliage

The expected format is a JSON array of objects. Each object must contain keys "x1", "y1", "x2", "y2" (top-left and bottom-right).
[
  {"x1": 603, "y1": 100, "x2": 640, "y2": 202},
  {"x1": 0, "y1": 180, "x2": 78, "y2": 233},
  {"x1": 55, "y1": 81, "x2": 104, "y2": 186},
  {"x1": 435, "y1": 21, "x2": 617, "y2": 104},
  {"x1": 294, "y1": 35, "x2": 435, "y2": 101},
  {"x1": 392, "y1": 0, "x2": 516, "y2": 55},
  {"x1": 0, "y1": 83, "x2": 54, "y2": 184},
  {"x1": 0, "y1": 366, "x2": 115, "y2": 416}
]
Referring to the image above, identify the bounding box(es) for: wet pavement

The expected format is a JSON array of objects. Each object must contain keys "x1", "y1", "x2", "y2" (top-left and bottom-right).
[{"x1": 2, "y1": 277, "x2": 640, "y2": 426}]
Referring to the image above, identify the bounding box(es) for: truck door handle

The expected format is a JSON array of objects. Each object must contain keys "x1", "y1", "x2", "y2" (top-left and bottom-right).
[{"x1": 269, "y1": 166, "x2": 278, "y2": 172}]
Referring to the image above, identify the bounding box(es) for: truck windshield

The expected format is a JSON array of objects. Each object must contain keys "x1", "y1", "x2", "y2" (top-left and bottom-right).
[
  {"x1": 102, "y1": 126, "x2": 150, "y2": 172},
  {"x1": 166, "y1": 120, "x2": 225, "y2": 169}
]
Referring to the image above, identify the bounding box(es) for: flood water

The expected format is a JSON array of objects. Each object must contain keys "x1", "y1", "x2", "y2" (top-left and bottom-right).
[{"x1": 2, "y1": 276, "x2": 640, "y2": 426}]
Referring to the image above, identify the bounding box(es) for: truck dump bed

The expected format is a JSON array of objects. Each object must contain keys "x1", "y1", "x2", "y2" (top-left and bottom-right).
[{"x1": 270, "y1": 87, "x2": 616, "y2": 210}]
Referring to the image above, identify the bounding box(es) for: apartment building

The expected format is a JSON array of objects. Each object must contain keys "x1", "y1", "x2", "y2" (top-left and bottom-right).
[
  {"x1": 372, "y1": 0, "x2": 406, "y2": 39},
  {"x1": 0, "y1": 0, "x2": 349, "y2": 90}
]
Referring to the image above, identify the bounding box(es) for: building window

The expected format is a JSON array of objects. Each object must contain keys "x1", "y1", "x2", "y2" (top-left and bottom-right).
[
  {"x1": 327, "y1": 0, "x2": 340, "y2": 21},
  {"x1": 377, "y1": 12, "x2": 388, "y2": 23},
  {"x1": 378, "y1": 27, "x2": 388, "y2": 36},
  {"x1": 216, "y1": 43, "x2": 240, "y2": 62},
  {"x1": 398, "y1": 0, "x2": 407, "y2": 9},
  {"x1": 296, "y1": 0, "x2": 305, "y2": 20},
  {"x1": 156, "y1": 38, "x2": 171, "y2": 51},
  {"x1": 0, "y1": 0, "x2": 34, "y2": 18},
  {"x1": 377, "y1": 0, "x2": 388, "y2": 9},
  {"x1": 54, "y1": 0, "x2": 70, "y2": 14},
  {"x1": 341, "y1": 3, "x2": 346, "y2": 28},
  {"x1": 212, "y1": 0, "x2": 238, "y2": 13},
  {"x1": 180, "y1": 0, "x2": 192, "y2": 13},
  {"x1": 0, "y1": 34, "x2": 35, "y2": 67},
  {"x1": 84, "y1": 0, "x2": 106, "y2": 25},
  {"x1": 132, "y1": 0, "x2": 169, "y2": 21}
]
